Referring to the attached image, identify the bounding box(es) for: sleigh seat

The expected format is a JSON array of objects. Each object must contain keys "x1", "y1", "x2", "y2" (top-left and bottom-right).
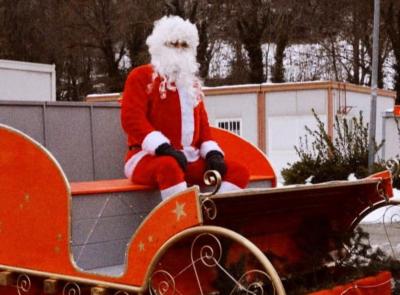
[{"x1": 69, "y1": 127, "x2": 276, "y2": 275}]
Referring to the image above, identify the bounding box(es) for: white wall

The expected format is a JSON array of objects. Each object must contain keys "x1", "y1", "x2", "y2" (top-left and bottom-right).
[
  {"x1": 0, "y1": 60, "x2": 56, "y2": 101},
  {"x1": 203, "y1": 93, "x2": 258, "y2": 146},
  {"x1": 382, "y1": 114, "x2": 400, "y2": 160},
  {"x1": 337, "y1": 90, "x2": 394, "y2": 144},
  {"x1": 266, "y1": 89, "x2": 328, "y2": 175},
  {"x1": 203, "y1": 85, "x2": 396, "y2": 180}
]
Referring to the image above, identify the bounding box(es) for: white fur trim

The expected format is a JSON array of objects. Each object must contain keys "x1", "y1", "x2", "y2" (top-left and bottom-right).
[
  {"x1": 177, "y1": 85, "x2": 195, "y2": 147},
  {"x1": 219, "y1": 181, "x2": 242, "y2": 193},
  {"x1": 182, "y1": 146, "x2": 200, "y2": 162},
  {"x1": 124, "y1": 151, "x2": 148, "y2": 178},
  {"x1": 142, "y1": 131, "x2": 170, "y2": 155},
  {"x1": 200, "y1": 140, "x2": 224, "y2": 158},
  {"x1": 161, "y1": 182, "x2": 187, "y2": 200}
]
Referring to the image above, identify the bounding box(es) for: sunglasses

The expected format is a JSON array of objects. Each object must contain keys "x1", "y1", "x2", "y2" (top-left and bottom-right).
[{"x1": 165, "y1": 41, "x2": 189, "y2": 49}]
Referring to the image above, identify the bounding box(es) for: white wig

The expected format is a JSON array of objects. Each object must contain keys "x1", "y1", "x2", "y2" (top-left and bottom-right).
[
  {"x1": 146, "y1": 16, "x2": 202, "y2": 104},
  {"x1": 146, "y1": 15, "x2": 199, "y2": 55}
]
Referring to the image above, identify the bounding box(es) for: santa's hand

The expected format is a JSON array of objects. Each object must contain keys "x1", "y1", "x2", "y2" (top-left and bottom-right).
[
  {"x1": 155, "y1": 143, "x2": 188, "y2": 171},
  {"x1": 205, "y1": 150, "x2": 227, "y2": 176}
]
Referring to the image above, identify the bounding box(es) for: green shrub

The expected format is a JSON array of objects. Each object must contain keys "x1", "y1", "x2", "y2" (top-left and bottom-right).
[{"x1": 281, "y1": 110, "x2": 389, "y2": 185}]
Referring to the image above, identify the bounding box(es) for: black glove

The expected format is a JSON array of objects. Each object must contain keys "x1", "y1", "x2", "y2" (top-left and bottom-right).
[
  {"x1": 205, "y1": 150, "x2": 227, "y2": 176},
  {"x1": 155, "y1": 143, "x2": 187, "y2": 171}
]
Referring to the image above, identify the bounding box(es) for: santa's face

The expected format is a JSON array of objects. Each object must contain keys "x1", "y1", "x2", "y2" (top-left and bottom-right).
[
  {"x1": 150, "y1": 39, "x2": 199, "y2": 88},
  {"x1": 165, "y1": 40, "x2": 189, "y2": 49},
  {"x1": 146, "y1": 16, "x2": 200, "y2": 87},
  {"x1": 146, "y1": 16, "x2": 202, "y2": 101}
]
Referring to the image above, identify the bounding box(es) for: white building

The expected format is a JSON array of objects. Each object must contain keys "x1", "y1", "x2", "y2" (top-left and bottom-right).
[
  {"x1": 382, "y1": 107, "x2": 400, "y2": 160},
  {"x1": 86, "y1": 81, "x2": 397, "y2": 176},
  {"x1": 203, "y1": 81, "x2": 396, "y2": 174},
  {"x1": 0, "y1": 59, "x2": 56, "y2": 101}
]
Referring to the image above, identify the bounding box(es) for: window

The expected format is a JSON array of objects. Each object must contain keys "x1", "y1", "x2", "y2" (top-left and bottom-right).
[{"x1": 215, "y1": 118, "x2": 242, "y2": 136}]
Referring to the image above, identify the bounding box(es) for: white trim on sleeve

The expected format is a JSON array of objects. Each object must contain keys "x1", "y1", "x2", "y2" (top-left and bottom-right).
[
  {"x1": 142, "y1": 131, "x2": 170, "y2": 155},
  {"x1": 200, "y1": 140, "x2": 224, "y2": 159}
]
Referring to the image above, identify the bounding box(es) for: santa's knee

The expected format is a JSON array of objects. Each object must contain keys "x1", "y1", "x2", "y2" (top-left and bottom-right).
[
  {"x1": 156, "y1": 156, "x2": 185, "y2": 188},
  {"x1": 220, "y1": 161, "x2": 250, "y2": 192},
  {"x1": 156, "y1": 156, "x2": 187, "y2": 200}
]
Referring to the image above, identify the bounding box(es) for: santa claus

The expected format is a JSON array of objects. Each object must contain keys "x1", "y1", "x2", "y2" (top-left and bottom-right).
[{"x1": 121, "y1": 15, "x2": 249, "y2": 200}]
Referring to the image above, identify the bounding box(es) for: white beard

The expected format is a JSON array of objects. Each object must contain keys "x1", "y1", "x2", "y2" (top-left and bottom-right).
[{"x1": 150, "y1": 47, "x2": 200, "y2": 100}]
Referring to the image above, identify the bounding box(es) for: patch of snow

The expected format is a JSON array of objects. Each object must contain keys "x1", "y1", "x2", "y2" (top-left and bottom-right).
[
  {"x1": 208, "y1": 39, "x2": 396, "y2": 91},
  {"x1": 86, "y1": 93, "x2": 121, "y2": 98},
  {"x1": 118, "y1": 49, "x2": 131, "y2": 70},
  {"x1": 347, "y1": 173, "x2": 358, "y2": 181},
  {"x1": 208, "y1": 40, "x2": 235, "y2": 79},
  {"x1": 361, "y1": 189, "x2": 400, "y2": 223},
  {"x1": 203, "y1": 83, "x2": 261, "y2": 90},
  {"x1": 305, "y1": 175, "x2": 314, "y2": 185},
  {"x1": 203, "y1": 79, "x2": 331, "y2": 91}
]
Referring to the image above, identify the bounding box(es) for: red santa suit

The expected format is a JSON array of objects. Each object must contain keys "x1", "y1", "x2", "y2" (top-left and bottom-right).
[{"x1": 121, "y1": 64, "x2": 249, "y2": 199}]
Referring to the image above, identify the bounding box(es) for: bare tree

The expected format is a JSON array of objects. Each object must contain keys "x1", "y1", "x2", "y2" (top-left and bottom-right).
[
  {"x1": 349, "y1": 0, "x2": 389, "y2": 88},
  {"x1": 0, "y1": 0, "x2": 49, "y2": 62},
  {"x1": 0, "y1": 0, "x2": 91, "y2": 100},
  {"x1": 236, "y1": 0, "x2": 270, "y2": 83},
  {"x1": 121, "y1": 0, "x2": 165, "y2": 71},
  {"x1": 1, "y1": 0, "x2": 400, "y2": 100},
  {"x1": 270, "y1": 0, "x2": 296, "y2": 83},
  {"x1": 300, "y1": 0, "x2": 389, "y2": 88},
  {"x1": 217, "y1": 0, "x2": 304, "y2": 84},
  {"x1": 65, "y1": 0, "x2": 130, "y2": 92},
  {"x1": 383, "y1": 0, "x2": 400, "y2": 104}
]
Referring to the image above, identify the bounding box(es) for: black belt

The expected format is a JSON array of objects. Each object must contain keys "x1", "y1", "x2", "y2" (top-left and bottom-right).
[{"x1": 128, "y1": 145, "x2": 141, "y2": 151}]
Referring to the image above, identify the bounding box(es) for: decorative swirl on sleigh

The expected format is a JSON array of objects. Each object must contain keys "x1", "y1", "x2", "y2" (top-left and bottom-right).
[
  {"x1": 149, "y1": 270, "x2": 176, "y2": 295},
  {"x1": 200, "y1": 170, "x2": 221, "y2": 220},
  {"x1": 16, "y1": 273, "x2": 31, "y2": 295},
  {"x1": 148, "y1": 232, "x2": 278, "y2": 295},
  {"x1": 202, "y1": 170, "x2": 222, "y2": 197},
  {"x1": 230, "y1": 270, "x2": 275, "y2": 295},
  {"x1": 62, "y1": 282, "x2": 81, "y2": 295},
  {"x1": 381, "y1": 204, "x2": 400, "y2": 259}
]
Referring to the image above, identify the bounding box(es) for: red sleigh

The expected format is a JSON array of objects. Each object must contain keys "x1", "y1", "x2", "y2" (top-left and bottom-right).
[{"x1": 0, "y1": 123, "x2": 394, "y2": 295}]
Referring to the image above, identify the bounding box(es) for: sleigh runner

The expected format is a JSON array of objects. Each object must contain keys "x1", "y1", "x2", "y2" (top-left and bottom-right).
[{"x1": 0, "y1": 123, "x2": 395, "y2": 295}]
